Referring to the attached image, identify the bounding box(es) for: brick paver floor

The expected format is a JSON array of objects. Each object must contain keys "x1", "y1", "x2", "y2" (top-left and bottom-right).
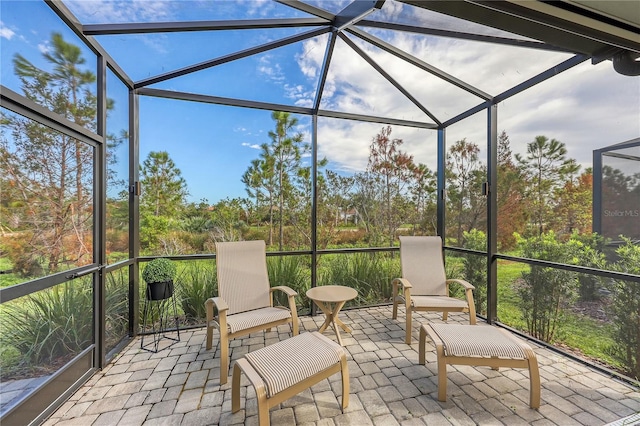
[{"x1": 43, "y1": 306, "x2": 640, "y2": 425}]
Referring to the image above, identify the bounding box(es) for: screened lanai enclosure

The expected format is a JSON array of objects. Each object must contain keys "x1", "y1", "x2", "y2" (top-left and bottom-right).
[{"x1": 1, "y1": 0, "x2": 639, "y2": 424}]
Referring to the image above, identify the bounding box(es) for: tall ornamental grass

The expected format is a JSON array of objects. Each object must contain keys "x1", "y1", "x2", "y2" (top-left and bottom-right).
[
  {"x1": 267, "y1": 255, "x2": 310, "y2": 310},
  {"x1": 0, "y1": 279, "x2": 93, "y2": 377},
  {"x1": 320, "y1": 252, "x2": 400, "y2": 305},
  {"x1": 177, "y1": 260, "x2": 217, "y2": 321}
]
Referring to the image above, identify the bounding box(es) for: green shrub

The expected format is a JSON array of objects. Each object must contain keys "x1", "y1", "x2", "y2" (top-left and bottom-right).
[
  {"x1": 608, "y1": 238, "x2": 640, "y2": 379},
  {"x1": 515, "y1": 232, "x2": 579, "y2": 342},
  {"x1": 142, "y1": 258, "x2": 176, "y2": 284},
  {"x1": 569, "y1": 233, "x2": 608, "y2": 301},
  {"x1": 462, "y1": 229, "x2": 487, "y2": 315}
]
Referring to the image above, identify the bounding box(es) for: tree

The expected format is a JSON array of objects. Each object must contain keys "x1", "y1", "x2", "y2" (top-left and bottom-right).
[
  {"x1": 446, "y1": 138, "x2": 486, "y2": 245},
  {"x1": 551, "y1": 169, "x2": 592, "y2": 236},
  {"x1": 140, "y1": 151, "x2": 188, "y2": 218},
  {"x1": 496, "y1": 130, "x2": 527, "y2": 250},
  {"x1": 407, "y1": 163, "x2": 436, "y2": 234},
  {"x1": 139, "y1": 151, "x2": 188, "y2": 252},
  {"x1": 1, "y1": 33, "x2": 102, "y2": 274},
  {"x1": 515, "y1": 135, "x2": 577, "y2": 236},
  {"x1": 242, "y1": 156, "x2": 276, "y2": 244},
  {"x1": 242, "y1": 111, "x2": 310, "y2": 250},
  {"x1": 367, "y1": 126, "x2": 415, "y2": 246}
]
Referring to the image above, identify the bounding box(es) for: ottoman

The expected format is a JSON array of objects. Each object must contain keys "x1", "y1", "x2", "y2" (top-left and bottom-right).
[
  {"x1": 419, "y1": 323, "x2": 540, "y2": 408},
  {"x1": 232, "y1": 331, "x2": 349, "y2": 425}
]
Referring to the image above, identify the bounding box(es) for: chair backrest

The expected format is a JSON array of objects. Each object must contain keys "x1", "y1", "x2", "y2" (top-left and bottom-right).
[
  {"x1": 215, "y1": 240, "x2": 271, "y2": 315},
  {"x1": 399, "y1": 236, "x2": 447, "y2": 296}
]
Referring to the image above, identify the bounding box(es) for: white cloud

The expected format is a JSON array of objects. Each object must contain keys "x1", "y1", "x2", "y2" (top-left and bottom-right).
[
  {"x1": 65, "y1": 0, "x2": 172, "y2": 24},
  {"x1": 37, "y1": 41, "x2": 50, "y2": 55},
  {"x1": 0, "y1": 22, "x2": 15, "y2": 40},
  {"x1": 257, "y1": 55, "x2": 285, "y2": 82},
  {"x1": 241, "y1": 142, "x2": 261, "y2": 150},
  {"x1": 295, "y1": 20, "x2": 640, "y2": 176}
]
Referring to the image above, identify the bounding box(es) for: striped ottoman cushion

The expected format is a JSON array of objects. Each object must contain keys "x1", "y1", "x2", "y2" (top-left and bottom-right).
[
  {"x1": 244, "y1": 331, "x2": 344, "y2": 397},
  {"x1": 430, "y1": 323, "x2": 527, "y2": 359}
]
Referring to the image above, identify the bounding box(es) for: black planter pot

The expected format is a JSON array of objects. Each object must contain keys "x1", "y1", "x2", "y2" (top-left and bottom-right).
[{"x1": 146, "y1": 280, "x2": 174, "y2": 300}]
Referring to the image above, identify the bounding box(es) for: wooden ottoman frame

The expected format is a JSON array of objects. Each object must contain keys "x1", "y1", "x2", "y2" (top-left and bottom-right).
[
  {"x1": 232, "y1": 331, "x2": 349, "y2": 426},
  {"x1": 419, "y1": 323, "x2": 540, "y2": 409}
]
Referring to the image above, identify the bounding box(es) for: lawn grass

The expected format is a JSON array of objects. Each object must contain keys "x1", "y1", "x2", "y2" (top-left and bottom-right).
[
  {"x1": 0, "y1": 258, "x2": 21, "y2": 288},
  {"x1": 495, "y1": 259, "x2": 622, "y2": 372}
]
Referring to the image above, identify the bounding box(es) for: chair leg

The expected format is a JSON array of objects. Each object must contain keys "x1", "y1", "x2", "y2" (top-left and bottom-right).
[
  {"x1": 220, "y1": 332, "x2": 229, "y2": 385},
  {"x1": 340, "y1": 356, "x2": 350, "y2": 411},
  {"x1": 419, "y1": 326, "x2": 426, "y2": 365},
  {"x1": 257, "y1": 392, "x2": 269, "y2": 426},
  {"x1": 232, "y1": 362, "x2": 242, "y2": 413},
  {"x1": 206, "y1": 325, "x2": 213, "y2": 350},
  {"x1": 436, "y1": 345, "x2": 447, "y2": 402},
  {"x1": 528, "y1": 356, "x2": 541, "y2": 409},
  {"x1": 442, "y1": 311, "x2": 448, "y2": 321},
  {"x1": 405, "y1": 309, "x2": 412, "y2": 344}
]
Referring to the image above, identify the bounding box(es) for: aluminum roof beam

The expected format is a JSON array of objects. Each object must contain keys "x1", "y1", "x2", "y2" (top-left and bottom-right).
[
  {"x1": 442, "y1": 53, "x2": 589, "y2": 127},
  {"x1": 276, "y1": 0, "x2": 336, "y2": 21},
  {"x1": 339, "y1": 32, "x2": 441, "y2": 125},
  {"x1": 83, "y1": 18, "x2": 330, "y2": 35},
  {"x1": 46, "y1": 0, "x2": 134, "y2": 88},
  {"x1": 400, "y1": 0, "x2": 640, "y2": 55},
  {"x1": 137, "y1": 87, "x2": 436, "y2": 129},
  {"x1": 313, "y1": 31, "x2": 338, "y2": 113},
  {"x1": 134, "y1": 26, "x2": 330, "y2": 89},
  {"x1": 347, "y1": 27, "x2": 491, "y2": 101},
  {"x1": 358, "y1": 20, "x2": 574, "y2": 53},
  {"x1": 333, "y1": 0, "x2": 385, "y2": 31}
]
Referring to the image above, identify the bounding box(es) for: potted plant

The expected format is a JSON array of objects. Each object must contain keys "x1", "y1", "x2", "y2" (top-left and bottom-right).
[{"x1": 142, "y1": 258, "x2": 177, "y2": 300}]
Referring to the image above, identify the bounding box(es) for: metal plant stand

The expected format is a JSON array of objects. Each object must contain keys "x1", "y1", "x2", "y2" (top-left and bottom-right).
[{"x1": 141, "y1": 281, "x2": 180, "y2": 352}]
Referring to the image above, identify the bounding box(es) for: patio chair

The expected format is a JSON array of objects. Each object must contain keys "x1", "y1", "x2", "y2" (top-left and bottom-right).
[
  {"x1": 392, "y1": 236, "x2": 476, "y2": 344},
  {"x1": 205, "y1": 240, "x2": 299, "y2": 384}
]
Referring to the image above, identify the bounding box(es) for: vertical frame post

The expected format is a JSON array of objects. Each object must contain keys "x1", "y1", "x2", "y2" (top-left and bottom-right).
[
  {"x1": 129, "y1": 91, "x2": 140, "y2": 335},
  {"x1": 487, "y1": 105, "x2": 498, "y2": 324},
  {"x1": 437, "y1": 128, "x2": 446, "y2": 239},
  {"x1": 311, "y1": 114, "x2": 318, "y2": 316}
]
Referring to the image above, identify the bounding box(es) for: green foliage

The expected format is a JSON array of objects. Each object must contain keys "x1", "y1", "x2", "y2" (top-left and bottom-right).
[
  {"x1": 0, "y1": 345, "x2": 21, "y2": 373},
  {"x1": 141, "y1": 258, "x2": 177, "y2": 284},
  {"x1": 607, "y1": 238, "x2": 640, "y2": 379},
  {"x1": 0, "y1": 280, "x2": 93, "y2": 377},
  {"x1": 139, "y1": 214, "x2": 172, "y2": 251},
  {"x1": 178, "y1": 261, "x2": 217, "y2": 320},
  {"x1": 515, "y1": 232, "x2": 579, "y2": 342},
  {"x1": 140, "y1": 151, "x2": 188, "y2": 218},
  {"x1": 267, "y1": 255, "x2": 309, "y2": 310},
  {"x1": 319, "y1": 252, "x2": 400, "y2": 305},
  {"x1": 462, "y1": 229, "x2": 487, "y2": 315},
  {"x1": 515, "y1": 135, "x2": 578, "y2": 236},
  {"x1": 105, "y1": 268, "x2": 129, "y2": 352},
  {"x1": 571, "y1": 232, "x2": 608, "y2": 301}
]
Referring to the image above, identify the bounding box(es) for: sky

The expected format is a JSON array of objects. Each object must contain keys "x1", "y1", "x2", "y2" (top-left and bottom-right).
[{"x1": 1, "y1": 0, "x2": 639, "y2": 204}]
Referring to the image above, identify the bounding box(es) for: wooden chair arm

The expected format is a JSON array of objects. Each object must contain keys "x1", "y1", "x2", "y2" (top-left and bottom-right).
[
  {"x1": 270, "y1": 286, "x2": 298, "y2": 297},
  {"x1": 205, "y1": 297, "x2": 229, "y2": 323},
  {"x1": 446, "y1": 278, "x2": 475, "y2": 291},
  {"x1": 392, "y1": 278, "x2": 412, "y2": 300}
]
